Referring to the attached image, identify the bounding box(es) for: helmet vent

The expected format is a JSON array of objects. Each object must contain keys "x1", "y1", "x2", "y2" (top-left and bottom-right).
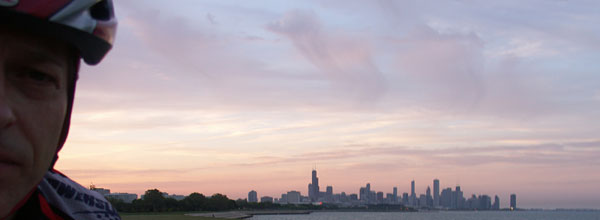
[{"x1": 89, "y1": 0, "x2": 111, "y2": 21}]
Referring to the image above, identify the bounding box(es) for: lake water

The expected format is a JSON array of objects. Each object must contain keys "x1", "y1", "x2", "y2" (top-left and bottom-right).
[{"x1": 249, "y1": 211, "x2": 600, "y2": 220}]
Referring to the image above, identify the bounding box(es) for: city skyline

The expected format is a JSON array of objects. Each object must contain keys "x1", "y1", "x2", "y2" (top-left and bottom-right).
[
  {"x1": 247, "y1": 169, "x2": 514, "y2": 210},
  {"x1": 53, "y1": 0, "x2": 599, "y2": 210}
]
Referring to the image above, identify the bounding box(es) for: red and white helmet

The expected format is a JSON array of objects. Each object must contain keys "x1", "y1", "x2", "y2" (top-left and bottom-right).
[{"x1": 1, "y1": 0, "x2": 117, "y2": 65}]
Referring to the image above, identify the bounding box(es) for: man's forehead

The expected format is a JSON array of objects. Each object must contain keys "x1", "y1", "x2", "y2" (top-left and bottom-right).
[{"x1": 0, "y1": 28, "x2": 72, "y2": 67}]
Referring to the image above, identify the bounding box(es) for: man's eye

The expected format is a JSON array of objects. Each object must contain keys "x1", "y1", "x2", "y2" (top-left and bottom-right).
[{"x1": 18, "y1": 70, "x2": 59, "y2": 87}]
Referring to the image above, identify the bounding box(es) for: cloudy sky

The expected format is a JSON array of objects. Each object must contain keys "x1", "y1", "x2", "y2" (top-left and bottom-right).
[{"x1": 54, "y1": 0, "x2": 600, "y2": 209}]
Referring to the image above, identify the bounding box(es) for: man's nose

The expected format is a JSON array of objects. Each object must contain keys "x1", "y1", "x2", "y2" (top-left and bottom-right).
[{"x1": 0, "y1": 66, "x2": 16, "y2": 129}]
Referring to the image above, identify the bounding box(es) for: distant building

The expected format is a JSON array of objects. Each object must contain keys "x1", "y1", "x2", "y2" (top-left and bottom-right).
[
  {"x1": 326, "y1": 186, "x2": 333, "y2": 202},
  {"x1": 433, "y1": 179, "x2": 440, "y2": 207},
  {"x1": 369, "y1": 191, "x2": 376, "y2": 204},
  {"x1": 309, "y1": 169, "x2": 320, "y2": 202},
  {"x1": 105, "y1": 193, "x2": 138, "y2": 203},
  {"x1": 376, "y1": 191, "x2": 384, "y2": 203},
  {"x1": 385, "y1": 193, "x2": 394, "y2": 203},
  {"x1": 340, "y1": 192, "x2": 348, "y2": 203},
  {"x1": 366, "y1": 183, "x2": 372, "y2": 203},
  {"x1": 168, "y1": 194, "x2": 185, "y2": 201},
  {"x1": 359, "y1": 187, "x2": 366, "y2": 201},
  {"x1": 287, "y1": 191, "x2": 301, "y2": 204},
  {"x1": 248, "y1": 190, "x2": 258, "y2": 203},
  {"x1": 410, "y1": 180, "x2": 416, "y2": 206},
  {"x1": 493, "y1": 195, "x2": 500, "y2": 210},
  {"x1": 279, "y1": 193, "x2": 288, "y2": 204},
  {"x1": 419, "y1": 194, "x2": 427, "y2": 207},
  {"x1": 441, "y1": 188, "x2": 452, "y2": 208},
  {"x1": 479, "y1": 195, "x2": 491, "y2": 210},
  {"x1": 307, "y1": 184, "x2": 312, "y2": 200},
  {"x1": 393, "y1": 187, "x2": 398, "y2": 203},
  {"x1": 510, "y1": 194, "x2": 517, "y2": 210},
  {"x1": 260, "y1": 196, "x2": 273, "y2": 203},
  {"x1": 89, "y1": 184, "x2": 110, "y2": 196},
  {"x1": 467, "y1": 194, "x2": 479, "y2": 209},
  {"x1": 360, "y1": 183, "x2": 375, "y2": 203},
  {"x1": 90, "y1": 185, "x2": 138, "y2": 203},
  {"x1": 452, "y1": 186, "x2": 464, "y2": 209},
  {"x1": 426, "y1": 186, "x2": 433, "y2": 207},
  {"x1": 402, "y1": 192, "x2": 409, "y2": 205}
]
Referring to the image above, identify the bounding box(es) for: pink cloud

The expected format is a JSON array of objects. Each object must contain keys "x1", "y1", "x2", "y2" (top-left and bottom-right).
[{"x1": 267, "y1": 9, "x2": 387, "y2": 107}]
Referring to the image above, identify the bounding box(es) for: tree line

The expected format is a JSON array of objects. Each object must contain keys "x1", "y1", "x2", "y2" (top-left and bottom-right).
[{"x1": 107, "y1": 189, "x2": 323, "y2": 212}]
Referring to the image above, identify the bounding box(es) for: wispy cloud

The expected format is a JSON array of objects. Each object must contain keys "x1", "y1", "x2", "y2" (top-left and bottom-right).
[
  {"x1": 267, "y1": 9, "x2": 387, "y2": 107},
  {"x1": 231, "y1": 140, "x2": 600, "y2": 168}
]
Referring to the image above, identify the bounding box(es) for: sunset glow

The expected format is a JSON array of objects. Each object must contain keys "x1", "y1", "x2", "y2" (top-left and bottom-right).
[{"x1": 54, "y1": 0, "x2": 600, "y2": 209}]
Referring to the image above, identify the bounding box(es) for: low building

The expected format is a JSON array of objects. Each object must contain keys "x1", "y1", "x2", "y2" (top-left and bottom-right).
[
  {"x1": 286, "y1": 191, "x2": 301, "y2": 204},
  {"x1": 106, "y1": 193, "x2": 138, "y2": 203},
  {"x1": 90, "y1": 185, "x2": 110, "y2": 196},
  {"x1": 260, "y1": 196, "x2": 273, "y2": 203},
  {"x1": 168, "y1": 194, "x2": 185, "y2": 201}
]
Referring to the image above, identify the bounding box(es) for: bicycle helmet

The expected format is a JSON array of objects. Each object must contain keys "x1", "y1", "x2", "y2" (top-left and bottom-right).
[{"x1": 1, "y1": 0, "x2": 117, "y2": 65}]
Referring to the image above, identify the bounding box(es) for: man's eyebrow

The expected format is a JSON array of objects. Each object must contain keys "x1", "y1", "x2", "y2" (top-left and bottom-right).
[{"x1": 18, "y1": 43, "x2": 69, "y2": 68}]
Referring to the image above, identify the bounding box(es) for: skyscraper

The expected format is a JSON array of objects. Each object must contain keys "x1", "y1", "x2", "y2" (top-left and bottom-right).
[
  {"x1": 248, "y1": 190, "x2": 258, "y2": 203},
  {"x1": 493, "y1": 195, "x2": 500, "y2": 210},
  {"x1": 402, "y1": 192, "x2": 409, "y2": 205},
  {"x1": 510, "y1": 194, "x2": 517, "y2": 210},
  {"x1": 377, "y1": 191, "x2": 384, "y2": 202},
  {"x1": 309, "y1": 169, "x2": 320, "y2": 202},
  {"x1": 366, "y1": 183, "x2": 372, "y2": 202},
  {"x1": 454, "y1": 186, "x2": 464, "y2": 209},
  {"x1": 410, "y1": 180, "x2": 416, "y2": 206},
  {"x1": 393, "y1": 187, "x2": 398, "y2": 203},
  {"x1": 433, "y1": 179, "x2": 440, "y2": 207},
  {"x1": 359, "y1": 187, "x2": 366, "y2": 201},
  {"x1": 479, "y1": 195, "x2": 491, "y2": 210},
  {"x1": 426, "y1": 186, "x2": 433, "y2": 207},
  {"x1": 441, "y1": 187, "x2": 452, "y2": 208}
]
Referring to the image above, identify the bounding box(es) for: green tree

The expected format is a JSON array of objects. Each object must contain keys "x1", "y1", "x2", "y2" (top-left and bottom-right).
[
  {"x1": 205, "y1": 193, "x2": 236, "y2": 211},
  {"x1": 181, "y1": 192, "x2": 207, "y2": 211},
  {"x1": 106, "y1": 197, "x2": 132, "y2": 212},
  {"x1": 141, "y1": 189, "x2": 166, "y2": 211}
]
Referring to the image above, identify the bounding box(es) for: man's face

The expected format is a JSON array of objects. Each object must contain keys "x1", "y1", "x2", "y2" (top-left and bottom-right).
[{"x1": 0, "y1": 28, "x2": 70, "y2": 217}]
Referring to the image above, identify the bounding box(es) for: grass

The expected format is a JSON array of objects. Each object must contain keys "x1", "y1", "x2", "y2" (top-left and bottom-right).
[{"x1": 120, "y1": 212, "x2": 230, "y2": 220}]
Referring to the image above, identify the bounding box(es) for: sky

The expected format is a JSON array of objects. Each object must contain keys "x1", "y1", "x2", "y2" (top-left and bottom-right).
[{"x1": 54, "y1": 0, "x2": 600, "y2": 209}]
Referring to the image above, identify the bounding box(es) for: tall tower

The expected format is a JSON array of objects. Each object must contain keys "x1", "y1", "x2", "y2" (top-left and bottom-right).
[
  {"x1": 426, "y1": 186, "x2": 432, "y2": 207},
  {"x1": 393, "y1": 187, "x2": 398, "y2": 202},
  {"x1": 433, "y1": 179, "x2": 440, "y2": 207},
  {"x1": 310, "y1": 169, "x2": 320, "y2": 202},
  {"x1": 410, "y1": 180, "x2": 416, "y2": 206},
  {"x1": 455, "y1": 185, "x2": 463, "y2": 209},
  {"x1": 510, "y1": 194, "x2": 517, "y2": 210},
  {"x1": 366, "y1": 183, "x2": 371, "y2": 202},
  {"x1": 493, "y1": 195, "x2": 500, "y2": 210}
]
